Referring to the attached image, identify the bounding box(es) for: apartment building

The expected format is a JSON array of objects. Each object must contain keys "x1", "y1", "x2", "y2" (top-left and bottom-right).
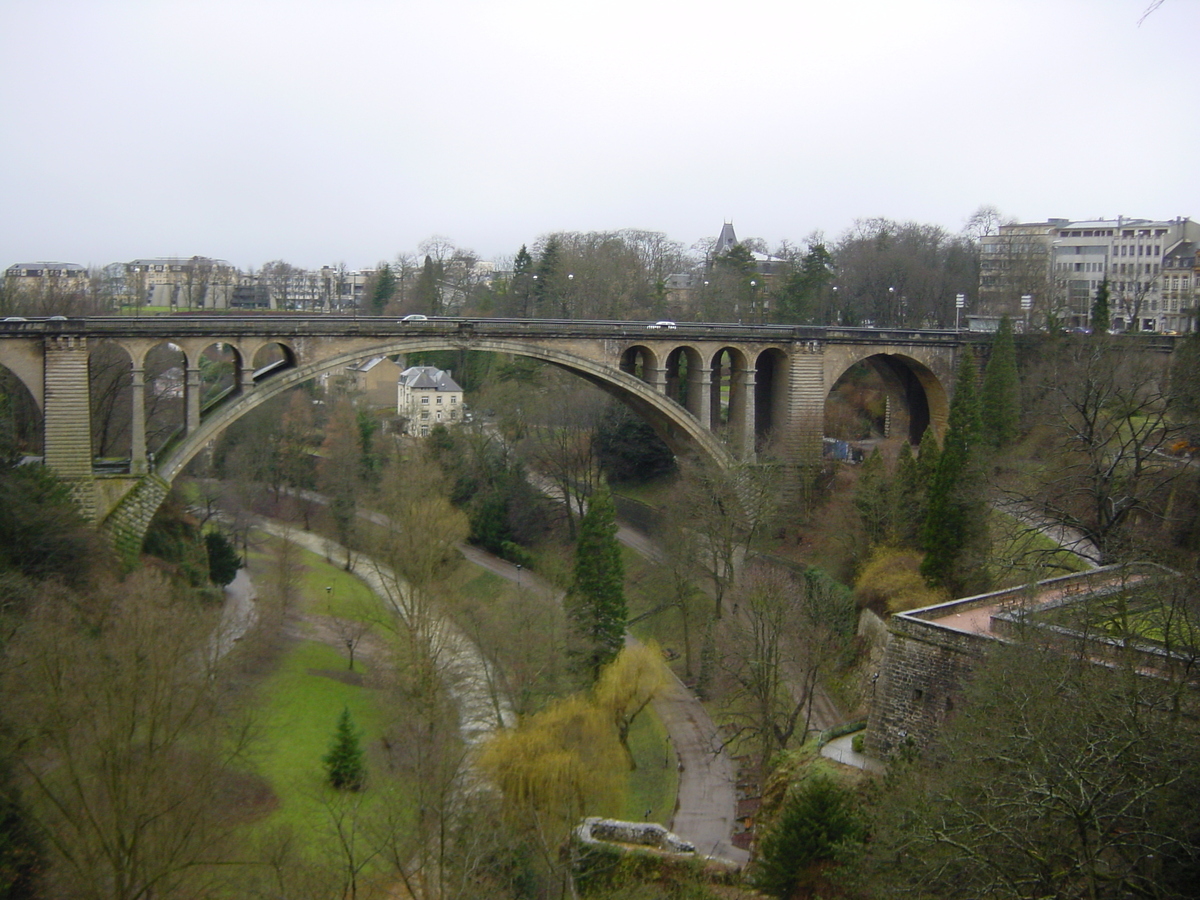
[
  {"x1": 397, "y1": 366, "x2": 465, "y2": 437},
  {"x1": 1162, "y1": 242, "x2": 1198, "y2": 333},
  {"x1": 980, "y1": 216, "x2": 1200, "y2": 331},
  {"x1": 3, "y1": 261, "x2": 90, "y2": 297},
  {"x1": 123, "y1": 257, "x2": 239, "y2": 310}
]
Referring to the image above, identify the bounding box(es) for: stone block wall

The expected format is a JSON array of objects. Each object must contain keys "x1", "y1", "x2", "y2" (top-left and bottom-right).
[
  {"x1": 101, "y1": 474, "x2": 171, "y2": 566},
  {"x1": 865, "y1": 615, "x2": 993, "y2": 758}
]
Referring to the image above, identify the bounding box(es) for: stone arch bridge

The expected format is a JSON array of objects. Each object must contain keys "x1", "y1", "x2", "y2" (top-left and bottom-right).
[{"x1": 0, "y1": 315, "x2": 972, "y2": 553}]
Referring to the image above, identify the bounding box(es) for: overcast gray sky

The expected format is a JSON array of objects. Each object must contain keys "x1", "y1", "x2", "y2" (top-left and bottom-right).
[{"x1": 2, "y1": 0, "x2": 1195, "y2": 272}]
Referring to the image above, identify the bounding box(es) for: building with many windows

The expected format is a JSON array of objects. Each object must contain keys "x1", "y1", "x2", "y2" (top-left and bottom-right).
[
  {"x1": 1162, "y1": 242, "x2": 1198, "y2": 333},
  {"x1": 122, "y1": 257, "x2": 239, "y2": 310},
  {"x1": 979, "y1": 217, "x2": 1200, "y2": 332},
  {"x1": 396, "y1": 366, "x2": 465, "y2": 437},
  {"x1": 3, "y1": 261, "x2": 90, "y2": 298}
]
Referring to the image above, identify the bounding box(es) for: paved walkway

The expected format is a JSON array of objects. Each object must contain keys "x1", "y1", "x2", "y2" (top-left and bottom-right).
[
  {"x1": 223, "y1": 489, "x2": 748, "y2": 865},
  {"x1": 253, "y1": 520, "x2": 515, "y2": 741},
  {"x1": 455, "y1": 539, "x2": 748, "y2": 863},
  {"x1": 820, "y1": 733, "x2": 885, "y2": 774},
  {"x1": 653, "y1": 672, "x2": 747, "y2": 862}
]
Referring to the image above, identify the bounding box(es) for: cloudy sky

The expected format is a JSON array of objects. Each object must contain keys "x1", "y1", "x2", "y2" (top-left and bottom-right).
[{"x1": 1, "y1": 0, "x2": 1195, "y2": 271}]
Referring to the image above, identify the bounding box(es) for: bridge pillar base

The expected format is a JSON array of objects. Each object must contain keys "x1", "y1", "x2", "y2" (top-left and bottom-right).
[{"x1": 101, "y1": 474, "x2": 172, "y2": 567}]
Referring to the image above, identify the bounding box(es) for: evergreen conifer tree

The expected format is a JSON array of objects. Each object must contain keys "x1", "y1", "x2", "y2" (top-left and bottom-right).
[
  {"x1": 1091, "y1": 278, "x2": 1111, "y2": 334},
  {"x1": 979, "y1": 315, "x2": 1020, "y2": 449},
  {"x1": 414, "y1": 255, "x2": 442, "y2": 316},
  {"x1": 204, "y1": 530, "x2": 241, "y2": 586},
  {"x1": 752, "y1": 774, "x2": 865, "y2": 899},
  {"x1": 369, "y1": 263, "x2": 396, "y2": 314},
  {"x1": 921, "y1": 347, "x2": 989, "y2": 594},
  {"x1": 323, "y1": 708, "x2": 366, "y2": 791},
  {"x1": 890, "y1": 441, "x2": 924, "y2": 548},
  {"x1": 512, "y1": 245, "x2": 534, "y2": 317},
  {"x1": 565, "y1": 481, "x2": 626, "y2": 681}
]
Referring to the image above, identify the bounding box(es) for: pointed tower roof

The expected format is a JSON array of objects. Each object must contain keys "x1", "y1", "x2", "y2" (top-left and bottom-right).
[{"x1": 715, "y1": 222, "x2": 739, "y2": 255}]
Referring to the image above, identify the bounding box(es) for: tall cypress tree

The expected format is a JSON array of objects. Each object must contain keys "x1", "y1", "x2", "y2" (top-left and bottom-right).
[
  {"x1": 369, "y1": 262, "x2": 396, "y2": 314},
  {"x1": 921, "y1": 347, "x2": 988, "y2": 594},
  {"x1": 979, "y1": 316, "x2": 1020, "y2": 449},
  {"x1": 1091, "y1": 278, "x2": 1111, "y2": 334},
  {"x1": 854, "y1": 448, "x2": 891, "y2": 547},
  {"x1": 414, "y1": 255, "x2": 442, "y2": 315},
  {"x1": 512, "y1": 245, "x2": 534, "y2": 317},
  {"x1": 565, "y1": 480, "x2": 626, "y2": 681}
]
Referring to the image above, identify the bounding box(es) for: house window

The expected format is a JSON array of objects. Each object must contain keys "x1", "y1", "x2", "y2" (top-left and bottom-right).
[
  {"x1": 436, "y1": 396, "x2": 443, "y2": 404},
  {"x1": 421, "y1": 397, "x2": 429, "y2": 404}
]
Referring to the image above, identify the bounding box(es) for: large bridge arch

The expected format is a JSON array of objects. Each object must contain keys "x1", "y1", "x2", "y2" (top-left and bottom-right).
[
  {"x1": 0, "y1": 318, "x2": 995, "y2": 551},
  {"x1": 825, "y1": 348, "x2": 952, "y2": 445},
  {"x1": 156, "y1": 336, "x2": 735, "y2": 483}
]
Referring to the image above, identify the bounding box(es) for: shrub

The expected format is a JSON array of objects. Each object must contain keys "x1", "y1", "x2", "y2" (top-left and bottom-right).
[
  {"x1": 204, "y1": 530, "x2": 241, "y2": 587},
  {"x1": 853, "y1": 547, "x2": 947, "y2": 615}
]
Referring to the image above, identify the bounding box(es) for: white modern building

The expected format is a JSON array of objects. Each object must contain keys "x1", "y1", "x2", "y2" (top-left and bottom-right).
[{"x1": 980, "y1": 216, "x2": 1200, "y2": 332}]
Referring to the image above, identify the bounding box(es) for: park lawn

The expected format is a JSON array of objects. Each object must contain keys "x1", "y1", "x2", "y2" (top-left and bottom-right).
[
  {"x1": 246, "y1": 638, "x2": 405, "y2": 841},
  {"x1": 238, "y1": 535, "x2": 414, "y2": 851},
  {"x1": 613, "y1": 474, "x2": 677, "y2": 508},
  {"x1": 622, "y1": 705, "x2": 680, "y2": 826},
  {"x1": 299, "y1": 550, "x2": 382, "y2": 622},
  {"x1": 453, "y1": 564, "x2": 508, "y2": 604}
]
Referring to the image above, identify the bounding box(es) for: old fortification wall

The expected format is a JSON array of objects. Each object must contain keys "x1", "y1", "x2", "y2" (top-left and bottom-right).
[{"x1": 865, "y1": 612, "x2": 993, "y2": 758}]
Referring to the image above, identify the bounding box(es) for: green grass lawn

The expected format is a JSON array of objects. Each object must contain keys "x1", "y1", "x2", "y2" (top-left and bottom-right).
[
  {"x1": 235, "y1": 524, "x2": 679, "y2": 865},
  {"x1": 613, "y1": 474, "x2": 678, "y2": 508},
  {"x1": 237, "y1": 536, "x2": 412, "y2": 852},
  {"x1": 248, "y1": 638, "x2": 402, "y2": 838},
  {"x1": 622, "y1": 706, "x2": 680, "y2": 825}
]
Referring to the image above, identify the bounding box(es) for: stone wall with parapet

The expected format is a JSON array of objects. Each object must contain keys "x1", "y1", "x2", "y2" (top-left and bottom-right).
[
  {"x1": 101, "y1": 474, "x2": 171, "y2": 566},
  {"x1": 865, "y1": 612, "x2": 993, "y2": 759},
  {"x1": 864, "y1": 567, "x2": 1143, "y2": 759}
]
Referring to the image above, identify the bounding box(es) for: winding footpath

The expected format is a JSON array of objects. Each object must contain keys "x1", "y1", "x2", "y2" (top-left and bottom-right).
[{"x1": 213, "y1": 507, "x2": 748, "y2": 864}]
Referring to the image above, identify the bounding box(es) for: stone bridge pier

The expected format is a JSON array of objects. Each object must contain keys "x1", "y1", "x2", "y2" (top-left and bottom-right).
[{"x1": 0, "y1": 317, "x2": 969, "y2": 554}]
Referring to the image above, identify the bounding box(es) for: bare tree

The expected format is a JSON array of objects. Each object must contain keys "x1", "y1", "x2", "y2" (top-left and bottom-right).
[
  {"x1": 1007, "y1": 336, "x2": 1184, "y2": 565},
  {"x1": 2, "y1": 572, "x2": 253, "y2": 899},
  {"x1": 718, "y1": 565, "x2": 848, "y2": 780},
  {"x1": 669, "y1": 457, "x2": 779, "y2": 618}
]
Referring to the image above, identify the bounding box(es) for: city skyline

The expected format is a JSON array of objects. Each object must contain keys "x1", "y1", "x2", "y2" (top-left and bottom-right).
[{"x1": 2, "y1": 0, "x2": 1195, "y2": 271}]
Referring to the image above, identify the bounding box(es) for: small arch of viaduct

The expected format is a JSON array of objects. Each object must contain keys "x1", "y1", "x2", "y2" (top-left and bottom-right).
[{"x1": 0, "y1": 319, "x2": 966, "y2": 553}]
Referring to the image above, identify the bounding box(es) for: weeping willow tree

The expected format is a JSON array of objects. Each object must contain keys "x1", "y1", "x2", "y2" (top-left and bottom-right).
[{"x1": 477, "y1": 695, "x2": 625, "y2": 890}]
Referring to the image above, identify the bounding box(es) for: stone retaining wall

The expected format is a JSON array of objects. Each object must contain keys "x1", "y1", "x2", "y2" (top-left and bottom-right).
[
  {"x1": 865, "y1": 614, "x2": 993, "y2": 758},
  {"x1": 101, "y1": 474, "x2": 171, "y2": 566}
]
